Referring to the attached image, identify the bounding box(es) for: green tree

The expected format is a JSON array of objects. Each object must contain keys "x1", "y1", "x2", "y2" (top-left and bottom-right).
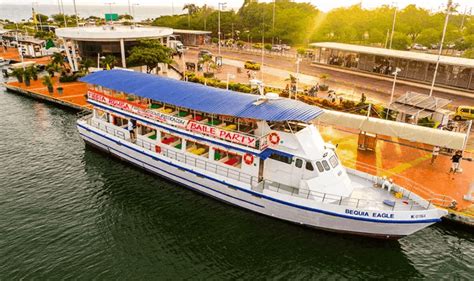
[
  {"x1": 102, "y1": 55, "x2": 117, "y2": 69},
  {"x1": 127, "y1": 40, "x2": 173, "y2": 73},
  {"x1": 34, "y1": 13, "x2": 49, "y2": 23},
  {"x1": 391, "y1": 32, "x2": 410, "y2": 50},
  {"x1": 416, "y1": 28, "x2": 440, "y2": 46}
]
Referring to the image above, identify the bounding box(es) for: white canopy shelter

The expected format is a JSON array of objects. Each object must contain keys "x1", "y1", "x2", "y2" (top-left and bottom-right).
[{"x1": 317, "y1": 110, "x2": 468, "y2": 150}]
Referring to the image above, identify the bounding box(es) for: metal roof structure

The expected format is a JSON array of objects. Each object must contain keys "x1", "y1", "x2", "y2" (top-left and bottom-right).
[
  {"x1": 56, "y1": 26, "x2": 173, "y2": 42},
  {"x1": 172, "y1": 29, "x2": 212, "y2": 35},
  {"x1": 310, "y1": 42, "x2": 474, "y2": 68},
  {"x1": 80, "y1": 70, "x2": 323, "y2": 122},
  {"x1": 389, "y1": 91, "x2": 452, "y2": 118}
]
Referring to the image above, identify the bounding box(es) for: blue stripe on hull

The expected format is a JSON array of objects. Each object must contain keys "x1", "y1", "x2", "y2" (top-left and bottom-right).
[{"x1": 78, "y1": 122, "x2": 441, "y2": 225}]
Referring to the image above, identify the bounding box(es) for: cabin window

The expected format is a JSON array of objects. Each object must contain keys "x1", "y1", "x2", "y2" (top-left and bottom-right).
[
  {"x1": 329, "y1": 155, "x2": 339, "y2": 168},
  {"x1": 322, "y1": 160, "x2": 330, "y2": 171},
  {"x1": 112, "y1": 115, "x2": 128, "y2": 127},
  {"x1": 214, "y1": 148, "x2": 242, "y2": 168},
  {"x1": 269, "y1": 153, "x2": 292, "y2": 164},
  {"x1": 306, "y1": 161, "x2": 314, "y2": 171},
  {"x1": 95, "y1": 109, "x2": 109, "y2": 122},
  {"x1": 186, "y1": 140, "x2": 209, "y2": 158},
  {"x1": 295, "y1": 159, "x2": 303, "y2": 168},
  {"x1": 316, "y1": 161, "x2": 324, "y2": 172},
  {"x1": 137, "y1": 124, "x2": 156, "y2": 140},
  {"x1": 161, "y1": 132, "x2": 182, "y2": 149}
]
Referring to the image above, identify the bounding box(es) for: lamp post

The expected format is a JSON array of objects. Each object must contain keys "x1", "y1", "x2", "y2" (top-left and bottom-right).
[
  {"x1": 226, "y1": 73, "x2": 235, "y2": 90},
  {"x1": 388, "y1": 3, "x2": 397, "y2": 49},
  {"x1": 429, "y1": 0, "x2": 452, "y2": 97},
  {"x1": 132, "y1": 3, "x2": 139, "y2": 21},
  {"x1": 218, "y1": 2, "x2": 226, "y2": 56},
  {"x1": 386, "y1": 67, "x2": 402, "y2": 119},
  {"x1": 272, "y1": 0, "x2": 276, "y2": 46},
  {"x1": 105, "y1": 2, "x2": 115, "y2": 23},
  {"x1": 127, "y1": 0, "x2": 132, "y2": 17},
  {"x1": 72, "y1": 0, "x2": 79, "y2": 26},
  {"x1": 295, "y1": 56, "x2": 302, "y2": 100},
  {"x1": 60, "y1": 0, "x2": 67, "y2": 27}
]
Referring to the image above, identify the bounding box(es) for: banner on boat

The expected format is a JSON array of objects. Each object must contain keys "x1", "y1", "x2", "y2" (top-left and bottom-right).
[
  {"x1": 87, "y1": 90, "x2": 188, "y2": 128},
  {"x1": 186, "y1": 121, "x2": 257, "y2": 148}
]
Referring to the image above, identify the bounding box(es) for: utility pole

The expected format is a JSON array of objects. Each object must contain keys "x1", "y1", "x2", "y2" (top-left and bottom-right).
[
  {"x1": 218, "y1": 2, "x2": 226, "y2": 56},
  {"x1": 127, "y1": 0, "x2": 132, "y2": 17},
  {"x1": 272, "y1": 0, "x2": 276, "y2": 45},
  {"x1": 429, "y1": 0, "x2": 452, "y2": 97},
  {"x1": 73, "y1": 0, "x2": 79, "y2": 26},
  {"x1": 389, "y1": 4, "x2": 397, "y2": 49},
  {"x1": 261, "y1": 11, "x2": 265, "y2": 81},
  {"x1": 60, "y1": 0, "x2": 67, "y2": 27}
]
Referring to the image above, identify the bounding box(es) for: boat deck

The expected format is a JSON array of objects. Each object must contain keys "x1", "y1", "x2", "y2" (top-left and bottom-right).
[{"x1": 346, "y1": 173, "x2": 426, "y2": 211}]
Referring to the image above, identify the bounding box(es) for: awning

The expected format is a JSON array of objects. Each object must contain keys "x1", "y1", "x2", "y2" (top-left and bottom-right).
[
  {"x1": 318, "y1": 110, "x2": 466, "y2": 150},
  {"x1": 80, "y1": 70, "x2": 324, "y2": 122}
]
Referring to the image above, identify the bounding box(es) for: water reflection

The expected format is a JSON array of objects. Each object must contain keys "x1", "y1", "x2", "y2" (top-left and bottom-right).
[{"x1": 82, "y1": 146, "x2": 422, "y2": 279}]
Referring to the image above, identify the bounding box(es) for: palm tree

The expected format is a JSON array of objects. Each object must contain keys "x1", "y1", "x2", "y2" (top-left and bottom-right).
[
  {"x1": 51, "y1": 52, "x2": 64, "y2": 66},
  {"x1": 80, "y1": 58, "x2": 94, "y2": 74},
  {"x1": 183, "y1": 3, "x2": 199, "y2": 28},
  {"x1": 101, "y1": 55, "x2": 117, "y2": 69}
]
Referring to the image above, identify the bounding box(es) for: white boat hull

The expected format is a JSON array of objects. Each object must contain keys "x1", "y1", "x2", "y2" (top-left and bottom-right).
[{"x1": 77, "y1": 121, "x2": 445, "y2": 239}]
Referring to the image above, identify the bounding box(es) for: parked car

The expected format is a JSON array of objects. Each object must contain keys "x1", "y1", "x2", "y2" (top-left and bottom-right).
[
  {"x1": 271, "y1": 45, "x2": 282, "y2": 52},
  {"x1": 454, "y1": 105, "x2": 474, "y2": 121},
  {"x1": 281, "y1": 44, "x2": 291, "y2": 51},
  {"x1": 244, "y1": 60, "x2": 261, "y2": 70},
  {"x1": 446, "y1": 43, "x2": 456, "y2": 49},
  {"x1": 198, "y1": 50, "x2": 213, "y2": 59},
  {"x1": 430, "y1": 43, "x2": 440, "y2": 49},
  {"x1": 412, "y1": 44, "x2": 428, "y2": 51}
]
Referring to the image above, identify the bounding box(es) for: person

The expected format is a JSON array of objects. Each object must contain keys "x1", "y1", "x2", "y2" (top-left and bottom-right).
[
  {"x1": 431, "y1": 146, "x2": 440, "y2": 165},
  {"x1": 360, "y1": 92, "x2": 366, "y2": 103},
  {"x1": 128, "y1": 119, "x2": 136, "y2": 142},
  {"x1": 448, "y1": 150, "x2": 463, "y2": 179},
  {"x1": 382, "y1": 177, "x2": 394, "y2": 192}
]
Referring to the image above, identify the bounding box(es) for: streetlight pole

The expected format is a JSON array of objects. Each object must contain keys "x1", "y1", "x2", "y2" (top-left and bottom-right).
[
  {"x1": 386, "y1": 67, "x2": 401, "y2": 119},
  {"x1": 127, "y1": 0, "x2": 132, "y2": 17},
  {"x1": 60, "y1": 0, "x2": 67, "y2": 27},
  {"x1": 132, "y1": 4, "x2": 139, "y2": 21},
  {"x1": 272, "y1": 0, "x2": 275, "y2": 45},
  {"x1": 261, "y1": 11, "x2": 265, "y2": 81},
  {"x1": 218, "y1": 2, "x2": 226, "y2": 56},
  {"x1": 73, "y1": 0, "x2": 79, "y2": 26},
  {"x1": 295, "y1": 57, "x2": 302, "y2": 100},
  {"x1": 388, "y1": 4, "x2": 397, "y2": 49},
  {"x1": 429, "y1": 0, "x2": 452, "y2": 97}
]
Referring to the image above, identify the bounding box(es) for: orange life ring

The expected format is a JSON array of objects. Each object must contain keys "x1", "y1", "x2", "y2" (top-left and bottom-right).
[
  {"x1": 243, "y1": 153, "x2": 254, "y2": 165},
  {"x1": 269, "y1": 132, "x2": 280, "y2": 145},
  {"x1": 155, "y1": 145, "x2": 161, "y2": 153}
]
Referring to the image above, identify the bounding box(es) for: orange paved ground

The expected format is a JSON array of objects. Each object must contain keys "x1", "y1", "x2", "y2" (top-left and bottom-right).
[
  {"x1": 319, "y1": 125, "x2": 474, "y2": 210},
  {"x1": 1, "y1": 47, "x2": 51, "y2": 65},
  {"x1": 7, "y1": 76, "x2": 90, "y2": 110}
]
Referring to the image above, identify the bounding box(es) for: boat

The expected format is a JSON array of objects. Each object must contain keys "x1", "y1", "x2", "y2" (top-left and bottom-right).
[{"x1": 77, "y1": 69, "x2": 448, "y2": 239}]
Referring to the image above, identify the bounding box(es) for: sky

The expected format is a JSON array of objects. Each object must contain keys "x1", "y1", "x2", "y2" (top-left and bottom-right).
[{"x1": 1, "y1": 0, "x2": 473, "y2": 13}]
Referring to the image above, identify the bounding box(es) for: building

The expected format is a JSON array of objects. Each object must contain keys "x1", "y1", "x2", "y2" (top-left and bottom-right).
[
  {"x1": 55, "y1": 25, "x2": 174, "y2": 71},
  {"x1": 172, "y1": 29, "x2": 211, "y2": 46},
  {"x1": 309, "y1": 42, "x2": 474, "y2": 92}
]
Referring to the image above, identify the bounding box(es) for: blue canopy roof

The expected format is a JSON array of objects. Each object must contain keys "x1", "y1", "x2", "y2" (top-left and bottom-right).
[{"x1": 80, "y1": 70, "x2": 323, "y2": 122}]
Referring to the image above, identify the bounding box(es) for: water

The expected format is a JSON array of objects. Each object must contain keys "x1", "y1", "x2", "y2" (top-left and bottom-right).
[{"x1": 0, "y1": 73, "x2": 473, "y2": 279}]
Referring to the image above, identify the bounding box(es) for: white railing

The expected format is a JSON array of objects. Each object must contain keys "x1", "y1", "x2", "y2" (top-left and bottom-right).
[
  {"x1": 341, "y1": 157, "x2": 455, "y2": 208},
  {"x1": 82, "y1": 115, "x2": 258, "y2": 187},
  {"x1": 257, "y1": 179, "x2": 429, "y2": 211}
]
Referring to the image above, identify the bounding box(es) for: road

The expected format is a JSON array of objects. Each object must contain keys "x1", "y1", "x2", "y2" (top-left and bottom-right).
[{"x1": 184, "y1": 46, "x2": 474, "y2": 108}]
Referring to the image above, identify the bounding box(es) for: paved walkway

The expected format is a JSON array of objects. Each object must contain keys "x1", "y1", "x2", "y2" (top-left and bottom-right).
[
  {"x1": 6, "y1": 76, "x2": 89, "y2": 110},
  {"x1": 1, "y1": 47, "x2": 51, "y2": 65}
]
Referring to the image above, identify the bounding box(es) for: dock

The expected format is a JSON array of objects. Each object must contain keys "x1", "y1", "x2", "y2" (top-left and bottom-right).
[{"x1": 3, "y1": 76, "x2": 91, "y2": 111}]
